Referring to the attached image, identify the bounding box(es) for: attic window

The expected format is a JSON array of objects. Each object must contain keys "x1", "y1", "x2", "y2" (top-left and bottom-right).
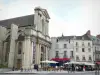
[
  {"x1": 56, "y1": 39, "x2": 59, "y2": 42},
  {"x1": 82, "y1": 37, "x2": 84, "y2": 40},
  {"x1": 69, "y1": 39, "x2": 70, "y2": 43}
]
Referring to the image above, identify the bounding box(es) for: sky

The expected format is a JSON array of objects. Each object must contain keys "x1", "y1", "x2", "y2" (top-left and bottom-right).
[{"x1": 0, "y1": 0, "x2": 100, "y2": 37}]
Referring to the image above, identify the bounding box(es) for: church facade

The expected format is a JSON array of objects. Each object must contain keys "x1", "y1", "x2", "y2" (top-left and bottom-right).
[{"x1": 0, "y1": 7, "x2": 51, "y2": 69}]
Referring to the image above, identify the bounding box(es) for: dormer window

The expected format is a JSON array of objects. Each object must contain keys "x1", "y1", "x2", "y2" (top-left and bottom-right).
[
  {"x1": 69, "y1": 39, "x2": 70, "y2": 43},
  {"x1": 74, "y1": 36, "x2": 76, "y2": 39},
  {"x1": 82, "y1": 37, "x2": 84, "y2": 40},
  {"x1": 56, "y1": 39, "x2": 59, "y2": 42}
]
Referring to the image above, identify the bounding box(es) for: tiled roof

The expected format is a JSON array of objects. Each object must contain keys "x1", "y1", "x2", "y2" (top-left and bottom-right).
[{"x1": 0, "y1": 14, "x2": 34, "y2": 28}]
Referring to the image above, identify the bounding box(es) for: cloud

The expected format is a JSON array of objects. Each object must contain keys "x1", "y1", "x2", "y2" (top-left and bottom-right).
[
  {"x1": 0, "y1": 1, "x2": 4, "y2": 9},
  {"x1": 0, "y1": 0, "x2": 100, "y2": 37}
]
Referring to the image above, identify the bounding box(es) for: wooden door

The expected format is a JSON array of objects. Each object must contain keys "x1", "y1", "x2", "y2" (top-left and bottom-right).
[{"x1": 17, "y1": 59, "x2": 22, "y2": 69}]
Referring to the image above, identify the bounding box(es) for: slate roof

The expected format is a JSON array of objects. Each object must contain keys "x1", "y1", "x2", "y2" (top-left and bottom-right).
[
  {"x1": 0, "y1": 14, "x2": 34, "y2": 28},
  {"x1": 57, "y1": 34, "x2": 91, "y2": 40},
  {"x1": 81, "y1": 34, "x2": 91, "y2": 40},
  {"x1": 57, "y1": 36, "x2": 74, "y2": 40}
]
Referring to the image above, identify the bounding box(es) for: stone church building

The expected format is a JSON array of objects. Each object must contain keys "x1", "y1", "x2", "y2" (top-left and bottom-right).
[{"x1": 0, "y1": 7, "x2": 51, "y2": 69}]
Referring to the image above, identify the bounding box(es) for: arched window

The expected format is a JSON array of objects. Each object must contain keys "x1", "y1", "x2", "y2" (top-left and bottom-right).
[
  {"x1": 18, "y1": 42, "x2": 22, "y2": 54},
  {"x1": 42, "y1": 19, "x2": 44, "y2": 34}
]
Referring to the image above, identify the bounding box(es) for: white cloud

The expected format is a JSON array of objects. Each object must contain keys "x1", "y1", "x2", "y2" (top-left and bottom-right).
[{"x1": 0, "y1": 0, "x2": 100, "y2": 37}]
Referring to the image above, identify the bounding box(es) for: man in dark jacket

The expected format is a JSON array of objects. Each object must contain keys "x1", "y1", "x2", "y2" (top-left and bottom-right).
[{"x1": 72, "y1": 64, "x2": 75, "y2": 72}]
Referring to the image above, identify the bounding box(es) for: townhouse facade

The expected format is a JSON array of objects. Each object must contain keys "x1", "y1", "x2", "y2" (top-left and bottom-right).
[{"x1": 50, "y1": 31, "x2": 94, "y2": 63}]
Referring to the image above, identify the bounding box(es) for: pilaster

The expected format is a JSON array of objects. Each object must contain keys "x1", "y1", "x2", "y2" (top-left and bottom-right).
[
  {"x1": 8, "y1": 39, "x2": 16, "y2": 68},
  {"x1": 22, "y1": 36, "x2": 31, "y2": 69}
]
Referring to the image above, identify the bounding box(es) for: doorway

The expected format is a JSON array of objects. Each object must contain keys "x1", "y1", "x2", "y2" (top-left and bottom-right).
[{"x1": 17, "y1": 59, "x2": 22, "y2": 69}]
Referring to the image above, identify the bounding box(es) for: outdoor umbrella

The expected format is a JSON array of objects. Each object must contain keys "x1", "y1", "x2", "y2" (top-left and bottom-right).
[
  {"x1": 41, "y1": 60, "x2": 58, "y2": 63},
  {"x1": 84, "y1": 62, "x2": 95, "y2": 66}
]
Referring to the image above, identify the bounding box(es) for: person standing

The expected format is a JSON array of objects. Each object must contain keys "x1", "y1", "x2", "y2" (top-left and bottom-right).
[
  {"x1": 12, "y1": 66, "x2": 15, "y2": 71},
  {"x1": 83, "y1": 66, "x2": 86, "y2": 71},
  {"x1": 72, "y1": 64, "x2": 74, "y2": 72},
  {"x1": 67, "y1": 65, "x2": 70, "y2": 73},
  {"x1": 36, "y1": 64, "x2": 39, "y2": 71}
]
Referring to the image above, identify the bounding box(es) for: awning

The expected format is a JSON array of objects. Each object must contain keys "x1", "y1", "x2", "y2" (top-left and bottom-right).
[
  {"x1": 96, "y1": 62, "x2": 100, "y2": 64},
  {"x1": 65, "y1": 61, "x2": 83, "y2": 65},
  {"x1": 51, "y1": 58, "x2": 70, "y2": 62},
  {"x1": 84, "y1": 62, "x2": 95, "y2": 65},
  {"x1": 41, "y1": 60, "x2": 58, "y2": 63}
]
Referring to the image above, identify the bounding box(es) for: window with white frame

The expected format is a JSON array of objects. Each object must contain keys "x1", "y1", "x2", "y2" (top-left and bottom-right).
[
  {"x1": 76, "y1": 55, "x2": 80, "y2": 61},
  {"x1": 63, "y1": 51, "x2": 67, "y2": 58},
  {"x1": 82, "y1": 42, "x2": 84, "y2": 46},
  {"x1": 64, "y1": 44, "x2": 67, "y2": 48},
  {"x1": 76, "y1": 48, "x2": 78, "y2": 52},
  {"x1": 89, "y1": 55, "x2": 92, "y2": 61},
  {"x1": 82, "y1": 55, "x2": 86, "y2": 61},
  {"x1": 88, "y1": 48, "x2": 91, "y2": 52},
  {"x1": 55, "y1": 51, "x2": 59, "y2": 58},
  {"x1": 76, "y1": 42, "x2": 78, "y2": 46},
  {"x1": 88, "y1": 42, "x2": 91, "y2": 46},
  {"x1": 56, "y1": 44, "x2": 59, "y2": 49},
  {"x1": 82, "y1": 48, "x2": 85, "y2": 52}
]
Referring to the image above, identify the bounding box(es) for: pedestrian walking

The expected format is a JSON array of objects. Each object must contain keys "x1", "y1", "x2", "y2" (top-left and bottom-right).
[
  {"x1": 12, "y1": 66, "x2": 15, "y2": 71},
  {"x1": 20, "y1": 67, "x2": 23, "y2": 72},
  {"x1": 36, "y1": 64, "x2": 39, "y2": 71}
]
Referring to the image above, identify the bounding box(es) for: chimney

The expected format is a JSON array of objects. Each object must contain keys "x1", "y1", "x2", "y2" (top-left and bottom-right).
[
  {"x1": 96, "y1": 35, "x2": 100, "y2": 39},
  {"x1": 62, "y1": 33, "x2": 64, "y2": 37}
]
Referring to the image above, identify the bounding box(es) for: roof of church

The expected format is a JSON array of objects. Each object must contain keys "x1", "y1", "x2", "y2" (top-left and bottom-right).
[{"x1": 0, "y1": 14, "x2": 34, "y2": 28}]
